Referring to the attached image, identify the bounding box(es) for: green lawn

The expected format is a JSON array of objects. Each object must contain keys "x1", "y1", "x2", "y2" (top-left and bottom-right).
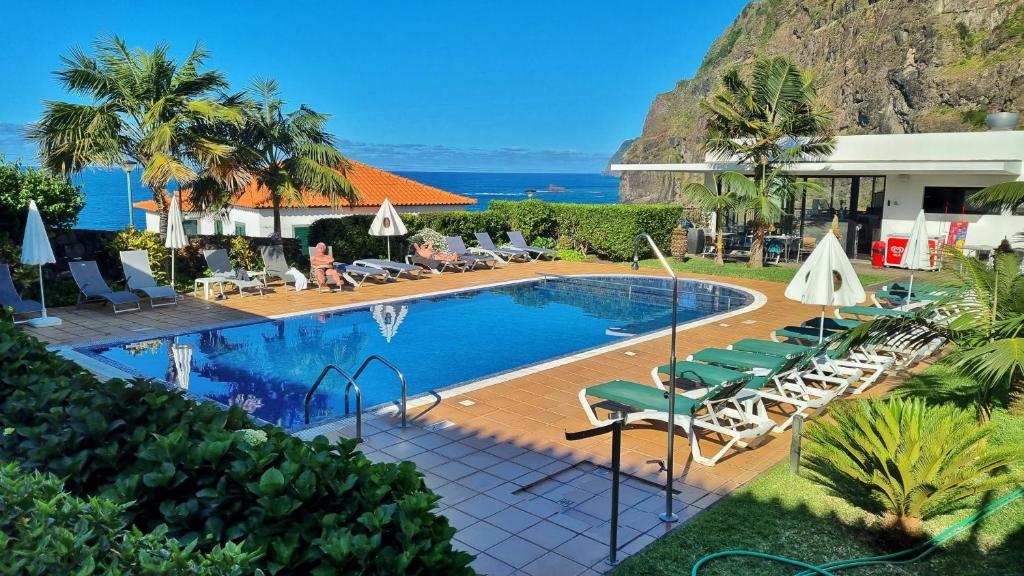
[
  {"x1": 636, "y1": 258, "x2": 892, "y2": 286},
  {"x1": 614, "y1": 365, "x2": 1024, "y2": 576}
]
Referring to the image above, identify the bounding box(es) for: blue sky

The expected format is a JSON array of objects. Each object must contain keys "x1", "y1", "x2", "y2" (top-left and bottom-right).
[{"x1": 0, "y1": 0, "x2": 747, "y2": 172}]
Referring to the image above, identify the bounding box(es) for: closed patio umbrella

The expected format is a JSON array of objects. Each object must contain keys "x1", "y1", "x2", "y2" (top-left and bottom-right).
[
  {"x1": 171, "y1": 342, "x2": 193, "y2": 391},
  {"x1": 899, "y1": 209, "x2": 932, "y2": 309},
  {"x1": 371, "y1": 303, "x2": 408, "y2": 343},
  {"x1": 20, "y1": 200, "x2": 61, "y2": 327},
  {"x1": 784, "y1": 232, "x2": 865, "y2": 342},
  {"x1": 165, "y1": 194, "x2": 188, "y2": 292},
  {"x1": 368, "y1": 198, "x2": 407, "y2": 261}
]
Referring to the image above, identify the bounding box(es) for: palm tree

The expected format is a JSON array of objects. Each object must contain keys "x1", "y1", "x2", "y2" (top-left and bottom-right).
[
  {"x1": 28, "y1": 35, "x2": 247, "y2": 236},
  {"x1": 190, "y1": 79, "x2": 357, "y2": 237},
  {"x1": 683, "y1": 173, "x2": 740, "y2": 266},
  {"x1": 700, "y1": 56, "x2": 835, "y2": 268},
  {"x1": 970, "y1": 181, "x2": 1024, "y2": 213}
]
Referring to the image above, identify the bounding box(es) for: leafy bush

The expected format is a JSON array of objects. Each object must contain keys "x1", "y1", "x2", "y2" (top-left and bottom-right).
[
  {"x1": 802, "y1": 397, "x2": 1023, "y2": 542},
  {"x1": 228, "y1": 235, "x2": 260, "y2": 271},
  {"x1": 0, "y1": 158, "x2": 85, "y2": 243},
  {"x1": 0, "y1": 320, "x2": 473, "y2": 575},
  {"x1": 0, "y1": 462, "x2": 258, "y2": 575},
  {"x1": 108, "y1": 228, "x2": 171, "y2": 285},
  {"x1": 407, "y1": 228, "x2": 448, "y2": 251},
  {"x1": 408, "y1": 211, "x2": 507, "y2": 244},
  {"x1": 488, "y1": 199, "x2": 556, "y2": 241}
]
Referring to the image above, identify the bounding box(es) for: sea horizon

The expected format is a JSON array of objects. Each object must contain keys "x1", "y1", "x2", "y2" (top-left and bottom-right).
[{"x1": 68, "y1": 167, "x2": 622, "y2": 231}]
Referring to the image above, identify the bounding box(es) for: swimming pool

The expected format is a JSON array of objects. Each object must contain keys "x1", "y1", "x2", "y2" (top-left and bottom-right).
[{"x1": 79, "y1": 275, "x2": 754, "y2": 431}]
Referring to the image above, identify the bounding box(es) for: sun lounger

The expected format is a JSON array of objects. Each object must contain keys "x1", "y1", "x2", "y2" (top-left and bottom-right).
[
  {"x1": 507, "y1": 231, "x2": 556, "y2": 260},
  {"x1": 474, "y1": 232, "x2": 531, "y2": 263},
  {"x1": 333, "y1": 263, "x2": 391, "y2": 288},
  {"x1": 119, "y1": 250, "x2": 177, "y2": 307},
  {"x1": 353, "y1": 259, "x2": 426, "y2": 280},
  {"x1": 405, "y1": 246, "x2": 467, "y2": 275},
  {"x1": 445, "y1": 236, "x2": 497, "y2": 269},
  {"x1": 202, "y1": 249, "x2": 265, "y2": 297},
  {"x1": 871, "y1": 290, "x2": 941, "y2": 308},
  {"x1": 835, "y1": 306, "x2": 909, "y2": 319},
  {"x1": 0, "y1": 263, "x2": 43, "y2": 323},
  {"x1": 260, "y1": 245, "x2": 299, "y2": 290},
  {"x1": 69, "y1": 261, "x2": 141, "y2": 314},
  {"x1": 579, "y1": 368, "x2": 773, "y2": 466}
]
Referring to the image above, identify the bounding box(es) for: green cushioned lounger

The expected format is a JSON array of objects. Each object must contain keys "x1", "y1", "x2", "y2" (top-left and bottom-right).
[
  {"x1": 838, "y1": 306, "x2": 908, "y2": 318},
  {"x1": 583, "y1": 380, "x2": 704, "y2": 415},
  {"x1": 730, "y1": 338, "x2": 812, "y2": 358},
  {"x1": 688, "y1": 348, "x2": 790, "y2": 372},
  {"x1": 802, "y1": 317, "x2": 862, "y2": 330},
  {"x1": 655, "y1": 360, "x2": 751, "y2": 387}
]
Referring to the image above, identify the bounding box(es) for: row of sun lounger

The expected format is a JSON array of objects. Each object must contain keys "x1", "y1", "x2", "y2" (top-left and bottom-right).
[{"x1": 578, "y1": 298, "x2": 950, "y2": 466}]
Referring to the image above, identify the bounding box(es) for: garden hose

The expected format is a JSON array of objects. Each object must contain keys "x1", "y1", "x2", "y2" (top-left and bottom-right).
[{"x1": 690, "y1": 488, "x2": 1023, "y2": 576}]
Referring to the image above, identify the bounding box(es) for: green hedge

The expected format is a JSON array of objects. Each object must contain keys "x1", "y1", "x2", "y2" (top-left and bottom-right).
[
  {"x1": 308, "y1": 201, "x2": 682, "y2": 262},
  {"x1": 0, "y1": 319, "x2": 473, "y2": 575},
  {"x1": 0, "y1": 462, "x2": 258, "y2": 575}
]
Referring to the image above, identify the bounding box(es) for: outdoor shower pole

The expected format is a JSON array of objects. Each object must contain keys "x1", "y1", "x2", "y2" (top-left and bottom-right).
[{"x1": 631, "y1": 233, "x2": 680, "y2": 523}]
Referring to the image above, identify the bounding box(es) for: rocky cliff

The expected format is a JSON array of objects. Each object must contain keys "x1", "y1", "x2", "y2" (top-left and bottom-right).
[{"x1": 619, "y1": 0, "x2": 1024, "y2": 203}]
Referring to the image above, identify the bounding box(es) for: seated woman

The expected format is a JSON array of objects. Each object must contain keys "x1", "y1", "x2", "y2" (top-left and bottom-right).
[
  {"x1": 310, "y1": 242, "x2": 345, "y2": 287},
  {"x1": 414, "y1": 242, "x2": 461, "y2": 262}
]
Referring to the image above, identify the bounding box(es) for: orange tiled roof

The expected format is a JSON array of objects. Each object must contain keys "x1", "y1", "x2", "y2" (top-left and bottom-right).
[{"x1": 134, "y1": 159, "x2": 475, "y2": 212}]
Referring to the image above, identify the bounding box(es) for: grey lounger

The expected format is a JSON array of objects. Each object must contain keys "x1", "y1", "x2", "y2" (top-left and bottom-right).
[
  {"x1": 203, "y1": 249, "x2": 264, "y2": 296},
  {"x1": 474, "y1": 232, "x2": 530, "y2": 263},
  {"x1": 405, "y1": 249, "x2": 467, "y2": 275},
  {"x1": 260, "y1": 245, "x2": 298, "y2": 290},
  {"x1": 507, "y1": 231, "x2": 556, "y2": 260},
  {"x1": 445, "y1": 236, "x2": 497, "y2": 269},
  {"x1": 0, "y1": 263, "x2": 43, "y2": 323},
  {"x1": 69, "y1": 260, "x2": 142, "y2": 314},
  {"x1": 353, "y1": 258, "x2": 426, "y2": 280},
  {"x1": 119, "y1": 250, "x2": 178, "y2": 307}
]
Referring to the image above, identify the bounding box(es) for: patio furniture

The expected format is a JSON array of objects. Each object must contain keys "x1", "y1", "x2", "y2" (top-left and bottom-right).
[
  {"x1": 835, "y1": 306, "x2": 909, "y2": 319},
  {"x1": 0, "y1": 263, "x2": 43, "y2": 323},
  {"x1": 473, "y1": 232, "x2": 531, "y2": 263},
  {"x1": 68, "y1": 260, "x2": 142, "y2": 314},
  {"x1": 507, "y1": 231, "x2": 557, "y2": 260},
  {"x1": 578, "y1": 365, "x2": 774, "y2": 466},
  {"x1": 445, "y1": 236, "x2": 497, "y2": 269},
  {"x1": 202, "y1": 249, "x2": 265, "y2": 297},
  {"x1": 795, "y1": 236, "x2": 816, "y2": 263},
  {"x1": 353, "y1": 258, "x2": 427, "y2": 280},
  {"x1": 405, "y1": 245, "x2": 467, "y2": 274},
  {"x1": 119, "y1": 250, "x2": 178, "y2": 307},
  {"x1": 260, "y1": 245, "x2": 300, "y2": 290},
  {"x1": 193, "y1": 276, "x2": 227, "y2": 300}
]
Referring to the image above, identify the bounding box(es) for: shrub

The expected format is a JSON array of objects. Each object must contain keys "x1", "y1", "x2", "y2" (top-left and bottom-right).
[
  {"x1": 0, "y1": 320, "x2": 474, "y2": 575},
  {"x1": 228, "y1": 235, "x2": 260, "y2": 271},
  {"x1": 0, "y1": 158, "x2": 85, "y2": 243},
  {"x1": 547, "y1": 203, "x2": 682, "y2": 260},
  {"x1": 488, "y1": 199, "x2": 555, "y2": 241},
  {"x1": 802, "y1": 397, "x2": 1023, "y2": 543},
  {"x1": 108, "y1": 227, "x2": 171, "y2": 285},
  {"x1": 407, "y1": 228, "x2": 448, "y2": 251},
  {"x1": 407, "y1": 211, "x2": 507, "y2": 244},
  {"x1": 0, "y1": 462, "x2": 258, "y2": 575}
]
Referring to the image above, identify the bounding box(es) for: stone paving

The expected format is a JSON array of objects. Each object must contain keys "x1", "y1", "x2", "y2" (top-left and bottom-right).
[{"x1": 28, "y1": 259, "x2": 919, "y2": 574}]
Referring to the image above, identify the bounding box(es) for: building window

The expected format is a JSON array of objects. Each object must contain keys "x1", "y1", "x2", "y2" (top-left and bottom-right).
[
  {"x1": 183, "y1": 220, "x2": 199, "y2": 236},
  {"x1": 214, "y1": 220, "x2": 224, "y2": 235},
  {"x1": 234, "y1": 222, "x2": 246, "y2": 236},
  {"x1": 293, "y1": 226, "x2": 311, "y2": 250},
  {"x1": 922, "y1": 186, "x2": 1000, "y2": 215}
]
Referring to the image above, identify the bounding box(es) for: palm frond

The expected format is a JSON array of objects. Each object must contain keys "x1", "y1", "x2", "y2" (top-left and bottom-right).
[{"x1": 968, "y1": 181, "x2": 1024, "y2": 212}]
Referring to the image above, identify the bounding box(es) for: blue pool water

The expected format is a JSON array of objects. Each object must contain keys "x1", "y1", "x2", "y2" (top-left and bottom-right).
[{"x1": 80, "y1": 275, "x2": 752, "y2": 431}]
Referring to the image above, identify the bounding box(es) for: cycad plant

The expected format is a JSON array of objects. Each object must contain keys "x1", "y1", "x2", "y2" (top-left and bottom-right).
[
  {"x1": 700, "y1": 56, "x2": 835, "y2": 268},
  {"x1": 803, "y1": 397, "x2": 1022, "y2": 542},
  {"x1": 29, "y1": 36, "x2": 247, "y2": 236}
]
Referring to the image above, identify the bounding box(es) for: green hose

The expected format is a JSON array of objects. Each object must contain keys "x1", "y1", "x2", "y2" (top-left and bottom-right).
[{"x1": 691, "y1": 488, "x2": 1023, "y2": 576}]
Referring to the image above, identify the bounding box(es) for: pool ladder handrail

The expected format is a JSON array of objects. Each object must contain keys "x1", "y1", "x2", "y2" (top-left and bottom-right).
[
  {"x1": 345, "y1": 354, "x2": 408, "y2": 429},
  {"x1": 304, "y1": 365, "x2": 363, "y2": 440}
]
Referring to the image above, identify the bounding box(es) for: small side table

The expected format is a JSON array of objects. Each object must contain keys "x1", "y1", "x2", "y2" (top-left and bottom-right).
[{"x1": 194, "y1": 277, "x2": 227, "y2": 300}]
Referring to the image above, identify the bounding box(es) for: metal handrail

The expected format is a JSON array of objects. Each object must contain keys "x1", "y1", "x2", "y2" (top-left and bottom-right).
[
  {"x1": 304, "y1": 365, "x2": 363, "y2": 440},
  {"x1": 348, "y1": 354, "x2": 408, "y2": 428}
]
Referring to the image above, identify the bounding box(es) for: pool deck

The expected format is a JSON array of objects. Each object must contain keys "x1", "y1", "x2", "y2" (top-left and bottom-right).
[{"x1": 23, "y1": 259, "x2": 921, "y2": 575}]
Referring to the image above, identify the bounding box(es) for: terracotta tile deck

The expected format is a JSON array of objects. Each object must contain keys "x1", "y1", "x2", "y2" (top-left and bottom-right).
[{"x1": 25, "y1": 260, "x2": 920, "y2": 573}]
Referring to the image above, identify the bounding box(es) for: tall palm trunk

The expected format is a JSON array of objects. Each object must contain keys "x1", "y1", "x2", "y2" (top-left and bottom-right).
[
  {"x1": 749, "y1": 223, "x2": 767, "y2": 269},
  {"x1": 272, "y1": 194, "x2": 283, "y2": 237},
  {"x1": 714, "y1": 211, "x2": 725, "y2": 266},
  {"x1": 153, "y1": 187, "x2": 170, "y2": 238}
]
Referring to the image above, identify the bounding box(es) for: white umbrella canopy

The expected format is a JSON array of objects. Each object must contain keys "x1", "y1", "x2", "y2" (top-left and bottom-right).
[
  {"x1": 371, "y1": 303, "x2": 408, "y2": 343},
  {"x1": 20, "y1": 200, "x2": 61, "y2": 327},
  {"x1": 898, "y1": 209, "x2": 933, "y2": 308},
  {"x1": 165, "y1": 194, "x2": 188, "y2": 291},
  {"x1": 785, "y1": 232, "x2": 866, "y2": 342},
  {"x1": 368, "y1": 198, "x2": 407, "y2": 260},
  {"x1": 171, "y1": 343, "x2": 193, "y2": 392}
]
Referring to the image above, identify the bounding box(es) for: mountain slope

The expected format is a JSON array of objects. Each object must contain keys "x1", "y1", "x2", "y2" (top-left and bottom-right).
[{"x1": 619, "y1": 0, "x2": 1024, "y2": 203}]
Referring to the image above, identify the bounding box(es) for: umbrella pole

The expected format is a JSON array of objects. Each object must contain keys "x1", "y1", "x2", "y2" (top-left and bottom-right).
[
  {"x1": 387, "y1": 238, "x2": 391, "y2": 261},
  {"x1": 819, "y1": 306, "x2": 825, "y2": 343},
  {"x1": 905, "y1": 273, "x2": 915, "y2": 311},
  {"x1": 171, "y1": 252, "x2": 177, "y2": 299},
  {"x1": 37, "y1": 264, "x2": 47, "y2": 319}
]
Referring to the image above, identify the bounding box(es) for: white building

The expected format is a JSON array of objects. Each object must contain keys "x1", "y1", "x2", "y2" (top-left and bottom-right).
[
  {"x1": 135, "y1": 160, "x2": 476, "y2": 246},
  {"x1": 613, "y1": 130, "x2": 1024, "y2": 255}
]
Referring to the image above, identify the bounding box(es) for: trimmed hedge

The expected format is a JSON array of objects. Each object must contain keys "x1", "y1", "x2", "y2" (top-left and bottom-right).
[
  {"x1": 308, "y1": 200, "x2": 682, "y2": 263},
  {"x1": 0, "y1": 319, "x2": 474, "y2": 575},
  {"x1": 0, "y1": 462, "x2": 258, "y2": 575}
]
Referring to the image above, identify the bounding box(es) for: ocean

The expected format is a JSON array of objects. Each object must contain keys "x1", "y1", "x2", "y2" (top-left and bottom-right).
[{"x1": 70, "y1": 168, "x2": 621, "y2": 231}]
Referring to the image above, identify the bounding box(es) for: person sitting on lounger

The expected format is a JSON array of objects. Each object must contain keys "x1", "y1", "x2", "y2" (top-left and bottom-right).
[
  {"x1": 311, "y1": 243, "x2": 345, "y2": 286},
  {"x1": 414, "y1": 242, "x2": 460, "y2": 262}
]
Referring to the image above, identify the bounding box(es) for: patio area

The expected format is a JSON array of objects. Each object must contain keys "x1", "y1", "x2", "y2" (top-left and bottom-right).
[{"x1": 26, "y1": 259, "x2": 918, "y2": 574}]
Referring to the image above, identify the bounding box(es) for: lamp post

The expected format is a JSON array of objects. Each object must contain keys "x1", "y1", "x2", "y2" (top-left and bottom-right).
[
  {"x1": 122, "y1": 160, "x2": 138, "y2": 229},
  {"x1": 632, "y1": 233, "x2": 680, "y2": 523}
]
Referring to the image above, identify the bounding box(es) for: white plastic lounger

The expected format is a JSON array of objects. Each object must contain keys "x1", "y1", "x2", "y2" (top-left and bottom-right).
[
  {"x1": 507, "y1": 231, "x2": 556, "y2": 260},
  {"x1": 119, "y1": 250, "x2": 177, "y2": 307},
  {"x1": 353, "y1": 259, "x2": 426, "y2": 280},
  {"x1": 202, "y1": 249, "x2": 265, "y2": 297},
  {"x1": 0, "y1": 263, "x2": 43, "y2": 323},
  {"x1": 473, "y1": 232, "x2": 531, "y2": 263},
  {"x1": 445, "y1": 236, "x2": 497, "y2": 269},
  {"x1": 69, "y1": 261, "x2": 142, "y2": 314}
]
